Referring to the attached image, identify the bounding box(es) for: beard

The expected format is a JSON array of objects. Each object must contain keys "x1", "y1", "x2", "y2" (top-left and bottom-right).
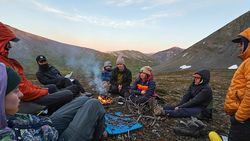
[{"x1": 39, "y1": 63, "x2": 49, "y2": 71}]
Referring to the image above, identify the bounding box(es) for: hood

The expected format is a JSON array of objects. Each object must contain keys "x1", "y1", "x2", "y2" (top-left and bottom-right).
[
  {"x1": 194, "y1": 69, "x2": 210, "y2": 85},
  {"x1": 0, "y1": 63, "x2": 7, "y2": 130},
  {"x1": 0, "y1": 22, "x2": 17, "y2": 57},
  {"x1": 238, "y1": 28, "x2": 250, "y2": 60},
  {"x1": 104, "y1": 61, "x2": 112, "y2": 68}
]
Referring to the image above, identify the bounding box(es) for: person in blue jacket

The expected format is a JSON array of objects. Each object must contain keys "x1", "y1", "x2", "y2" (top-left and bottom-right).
[{"x1": 125, "y1": 66, "x2": 156, "y2": 104}]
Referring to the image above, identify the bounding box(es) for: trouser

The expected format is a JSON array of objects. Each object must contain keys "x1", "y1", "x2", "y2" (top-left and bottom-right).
[
  {"x1": 49, "y1": 97, "x2": 106, "y2": 141},
  {"x1": 162, "y1": 105, "x2": 202, "y2": 118},
  {"x1": 110, "y1": 84, "x2": 129, "y2": 97},
  {"x1": 32, "y1": 84, "x2": 73, "y2": 115},
  {"x1": 124, "y1": 92, "x2": 150, "y2": 104},
  {"x1": 56, "y1": 78, "x2": 86, "y2": 95},
  {"x1": 228, "y1": 115, "x2": 250, "y2": 141}
]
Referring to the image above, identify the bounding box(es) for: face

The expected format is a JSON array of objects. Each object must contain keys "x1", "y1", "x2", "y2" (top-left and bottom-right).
[
  {"x1": 38, "y1": 60, "x2": 47, "y2": 65},
  {"x1": 194, "y1": 76, "x2": 201, "y2": 84},
  {"x1": 105, "y1": 66, "x2": 111, "y2": 69},
  {"x1": 239, "y1": 41, "x2": 244, "y2": 53},
  {"x1": 117, "y1": 64, "x2": 124, "y2": 71},
  {"x1": 4, "y1": 86, "x2": 23, "y2": 115},
  {"x1": 140, "y1": 72, "x2": 148, "y2": 80},
  {"x1": 4, "y1": 42, "x2": 11, "y2": 51}
]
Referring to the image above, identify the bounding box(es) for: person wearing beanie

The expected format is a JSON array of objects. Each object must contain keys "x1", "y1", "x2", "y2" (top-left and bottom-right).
[
  {"x1": 110, "y1": 55, "x2": 132, "y2": 97},
  {"x1": 35, "y1": 55, "x2": 92, "y2": 97},
  {"x1": 154, "y1": 69, "x2": 213, "y2": 120},
  {"x1": 100, "y1": 61, "x2": 113, "y2": 94},
  {"x1": 0, "y1": 63, "x2": 107, "y2": 141},
  {"x1": 124, "y1": 66, "x2": 156, "y2": 104},
  {"x1": 0, "y1": 22, "x2": 73, "y2": 115},
  {"x1": 224, "y1": 28, "x2": 250, "y2": 140}
]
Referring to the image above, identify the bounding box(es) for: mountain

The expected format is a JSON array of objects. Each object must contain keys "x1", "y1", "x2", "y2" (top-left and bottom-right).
[
  {"x1": 7, "y1": 25, "x2": 159, "y2": 76},
  {"x1": 153, "y1": 10, "x2": 250, "y2": 73},
  {"x1": 150, "y1": 47, "x2": 184, "y2": 62}
]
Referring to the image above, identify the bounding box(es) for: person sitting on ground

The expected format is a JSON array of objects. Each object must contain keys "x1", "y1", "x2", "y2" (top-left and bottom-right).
[
  {"x1": 0, "y1": 63, "x2": 108, "y2": 141},
  {"x1": 110, "y1": 55, "x2": 132, "y2": 97},
  {"x1": 100, "y1": 61, "x2": 113, "y2": 93},
  {"x1": 36, "y1": 55, "x2": 92, "y2": 97},
  {"x1": 125, "y1": 66, "x2": 156, "y2": 104},
  {"x1": 0, "y1": 22, "x2": 73, "y2": 115},
  {"x1": 154, "y1": 69, "x2": 213, "y2": 119}
]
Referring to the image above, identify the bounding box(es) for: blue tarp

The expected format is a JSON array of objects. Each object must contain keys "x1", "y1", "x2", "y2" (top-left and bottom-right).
[{"x1": 105, "y1": 112, "x2": 143, "y2": 134}]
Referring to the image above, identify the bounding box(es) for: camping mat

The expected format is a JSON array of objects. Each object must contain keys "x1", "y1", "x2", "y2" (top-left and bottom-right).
[{"x1": 105, "y1": 112, "x2": 143, "y2": 134}]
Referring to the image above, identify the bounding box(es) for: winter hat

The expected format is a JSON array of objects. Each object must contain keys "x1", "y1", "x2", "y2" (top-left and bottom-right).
[
  {"x1": 116, "y1": 55, "x2": 125, "y2": 65},
  {"x1": 104, "y1": 61, "x2": 112, "y2": 67},
  {"x1": 140, "y1": 66, "x2": 153, "y2": 75},
  {"x1": 5, "y1": 66, "x2": 21, "y2": 95},
  {"x1": 36, "y1": 55, "x2": 47, "y2": 63}
]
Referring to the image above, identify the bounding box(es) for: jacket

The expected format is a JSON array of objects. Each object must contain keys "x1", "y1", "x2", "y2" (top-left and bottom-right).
[
  {"x1": 131, "y1": 76, "x2": 156, "y2": 98},
  {"x1": 100, "y1": 68, "x2": 112, "y2": 82},
  {"x1": 36, "y1": 65, "x2": 64, "y2": 85},
  {"x1": 110, "y1": 67, "x2": 132, "y2": 87},
  {"x1": 0, "y1": 63, "x2": 58, "y2": 141},
  {"x1": 224, "y1": 28, "x2": 250, "y2": 122},
  {"x1": 0, "y1": 22, "x2": 48, "y2": 101},
  {"x1": 177, "y1": 69, "x2": 212, "y2": 109}
]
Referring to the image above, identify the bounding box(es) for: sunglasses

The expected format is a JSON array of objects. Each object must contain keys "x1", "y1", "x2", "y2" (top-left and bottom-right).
[
  {"x1": 194, "y1": 77, "x2": 201, "y2": 79},
  {"x1": 39, "y1": 60, "x2": 47, "y2": 63}
]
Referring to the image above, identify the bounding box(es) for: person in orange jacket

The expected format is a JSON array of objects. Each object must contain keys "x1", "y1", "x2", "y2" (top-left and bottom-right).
[
  {"x1": 0, "y1": 22, "x2": 73, "y2": 115},
  {"x1": 224, "y1": 27, "x2": 250, "y2": 141}
]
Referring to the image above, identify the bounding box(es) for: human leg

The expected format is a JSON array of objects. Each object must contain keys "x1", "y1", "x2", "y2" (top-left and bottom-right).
[
  {"x1": 165, "y1": 107, "x2": 202, "y2": 118},
  {"x1": 228, "y1": 115, "x2": 250, "y2": 141},
  {"x1": 110, "y1": 84, "x2": 118, "y2": 94},
  {"x1": 72, "y1": 79, "x2": 86, "y2": 93},
  {"x1": 32, "y1": 90, "x2": 73, "y2": 115},
  {"x1": 42, "y1": 84, "x2": 58, "y2": 93},
  {"x1": 50, "y1": 97, "x2": 106, "y2": 141}
]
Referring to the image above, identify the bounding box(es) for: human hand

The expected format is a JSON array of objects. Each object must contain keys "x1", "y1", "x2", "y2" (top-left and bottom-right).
[
  {"x1": 141, "y1": 90, "x2": 146, "y2": 95},
  {"x1": 118, "y1": 85, "x2": 122, "y2": 92},
  {"x1": 41, "y1": 87, "x2": 49, "y2": 90},
  {"x1": 175, "y1": 107, "x2": 179, "y2": 110},
  {"x1": 101, "y1": 67, "x2": 105, "y2": 72}
]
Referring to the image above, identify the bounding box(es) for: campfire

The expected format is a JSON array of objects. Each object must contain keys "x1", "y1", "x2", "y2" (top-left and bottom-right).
[{"x1": 98, "y1": 94, "x2": 112, "y2": 104}]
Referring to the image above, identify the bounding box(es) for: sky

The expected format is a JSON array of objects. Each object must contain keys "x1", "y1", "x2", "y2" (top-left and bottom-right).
[{"x1": 0, "y1": 0, "x2": 249, "y2": 53}]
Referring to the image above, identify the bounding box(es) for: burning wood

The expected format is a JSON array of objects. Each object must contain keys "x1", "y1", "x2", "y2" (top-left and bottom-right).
[{"x1": 98, "y1": 95, "x2": 112, "y2": 104}]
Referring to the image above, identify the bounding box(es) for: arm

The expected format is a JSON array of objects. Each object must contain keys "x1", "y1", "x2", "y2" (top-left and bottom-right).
[
  {"x1": 36, "y1": 71, "x2": 62, "y2": 85},
  {"x1": 110, "y1": 69, "x2": 119, "y2": 86},
  {"x1": 121, "y1": 69, "x2": 132, "y2": 87},
  {"x1": 144, "y1": 80, "x2": 156, "y2": 97},
  {"x1": 176, "y1": 85, "x2": 192, "y2": 106}
]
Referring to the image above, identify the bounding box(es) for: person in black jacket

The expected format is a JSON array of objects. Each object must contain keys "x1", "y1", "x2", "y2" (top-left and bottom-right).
[
  {"x1": 36, "y1": 55, "x2": 91, "y2": 97},
  {"x1": 109, "y1": 55, "x2": 132, "y2": 97},
  {"x1": 154, "y1": 69, "x2": 213, "y2": 118}
]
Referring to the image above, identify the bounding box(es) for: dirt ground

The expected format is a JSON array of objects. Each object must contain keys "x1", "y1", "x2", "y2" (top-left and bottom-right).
[{"x1": 25, "y1": 69, "x2": 236, "y2": 141}]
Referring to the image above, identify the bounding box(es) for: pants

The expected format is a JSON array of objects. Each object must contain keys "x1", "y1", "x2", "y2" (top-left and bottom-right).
[
  {"x1": 124, "y1": 92, "x2": 150, "y2": 104},
  {"x1": 56, "y1": 78, "x2": 86, "y2": 94},
  {"x1": 32, "y1": 84, "x2": 73, "y2": 115},
  {"x1": 228, "y1": 115, "x2": 250, "y2": 141},
  {"x1": 110, "y1": 84, "x2": 129, "y2": 97},
  {"x1": 162, "y1": 105, "x2": 202, "y2": 118},
  {"x1": 49, "y1": 97, "x2": 106, "y2": 141}
]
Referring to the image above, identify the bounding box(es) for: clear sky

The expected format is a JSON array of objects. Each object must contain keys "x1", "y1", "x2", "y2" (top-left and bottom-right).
[{"x1": 0, "y1": 0, "x2": 249, "y2": 53}]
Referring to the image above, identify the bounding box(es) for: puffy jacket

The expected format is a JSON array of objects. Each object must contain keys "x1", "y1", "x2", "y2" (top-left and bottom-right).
[
  {"x1": 177, "y1": 69, "x2": 212, "y2": 109},
  {"x1": 0, "y1": 22, "x2": 48, "y2": 101},
  {"x1": 110, "y1": 67, "x2": 132, "y2": 87},
  {"x1": 224, "y1": 28, "x2": 250, "y2": 122},
  {"x1": 36, "y1": 65, "x2": 64, "y2": 85},
  {"x1": 100, "y1": 68, "x2": 112, "y2": 82},
  {"x1": 131, "y1": 76, "x2": 156, "y2": 98}
]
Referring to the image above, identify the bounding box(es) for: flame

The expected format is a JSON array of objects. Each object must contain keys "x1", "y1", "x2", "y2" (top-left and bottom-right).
[{"x1": 98, "y1": 95, "x2": 112, "y2": 104}]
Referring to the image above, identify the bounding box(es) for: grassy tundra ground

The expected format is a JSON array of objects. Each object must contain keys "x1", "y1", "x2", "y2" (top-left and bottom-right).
[{"x1": 24, "y1": 69, "x2": 236, "y2": 141}]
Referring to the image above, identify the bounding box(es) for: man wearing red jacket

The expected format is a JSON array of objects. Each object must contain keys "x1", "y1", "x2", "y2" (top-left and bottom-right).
[{"x1": 0, "y1": 22, "x2": 73, "y2": 115}]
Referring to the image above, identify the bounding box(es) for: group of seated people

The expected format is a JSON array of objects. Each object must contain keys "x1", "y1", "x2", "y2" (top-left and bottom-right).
[{"x1": 0, "y1": 21, "x2": 213, "y2": 140}]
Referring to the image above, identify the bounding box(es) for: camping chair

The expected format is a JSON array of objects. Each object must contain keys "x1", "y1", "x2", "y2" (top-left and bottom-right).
[{"x1": 192, "y1": 96, "x2": 213, "y2": 121}]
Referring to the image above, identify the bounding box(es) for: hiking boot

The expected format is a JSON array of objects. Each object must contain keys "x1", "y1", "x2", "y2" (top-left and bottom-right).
[
  {"x1": 101, "y1": 130, "x2": 108, "y2": 141},
  {"x1": 148, "y1": 97, "x2": 157, "y2": 109},
  {"x1": 154, "y1": 104, "x2": 165, "y2": 116},
  {"x1": 118, "y1": 96, "x2": 125, "y2": 105}
]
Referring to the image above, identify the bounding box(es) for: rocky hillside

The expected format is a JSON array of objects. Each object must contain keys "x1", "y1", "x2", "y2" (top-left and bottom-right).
[
  {"x1": 7, "y1": 25, "x2": 159, "y2": 76},
  {"x1": 153, "y1": 10, "x2": 250, "y2": 73},
  {"x1": 150, "y1": 47, "x2": 184, "y2": 62}
]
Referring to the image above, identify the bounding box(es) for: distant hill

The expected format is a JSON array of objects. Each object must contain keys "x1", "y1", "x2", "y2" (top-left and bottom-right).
[
  {"x1": 150, "y1": 47, "x2": 184, "y2": 62},
  {"x1": 7, "y1": 25, "x2": 159, "y2": 76},
  {"x1": 153, "y1": 10, "x2": 250, "y2": 73}
]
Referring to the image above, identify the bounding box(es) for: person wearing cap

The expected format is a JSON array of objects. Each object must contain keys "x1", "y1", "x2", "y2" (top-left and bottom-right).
[
  {"x1": 0, "y1": 63, "x2": 107, "y2": 141},
  {"x1": 36, "y1": 55, "x2": 92, "y2": 97},
  {"x1": 124, "y1": 66, "x2": 156, "y2": 104},
  {"x1": 0, "y1": 22, "x2": 73, "y2": 115},
  {"x1": 224, "y1": 28, "x2": 250, "y2": 141},
  {"x1": 154, "y1": 69, "x2": 213, "y2": 119},
  {"x1": 100, "y1": 61, "x2": 113, "y2": 93},
  {"x1": 110, "y1": 55, "x2": 132, "y2": 97}
]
